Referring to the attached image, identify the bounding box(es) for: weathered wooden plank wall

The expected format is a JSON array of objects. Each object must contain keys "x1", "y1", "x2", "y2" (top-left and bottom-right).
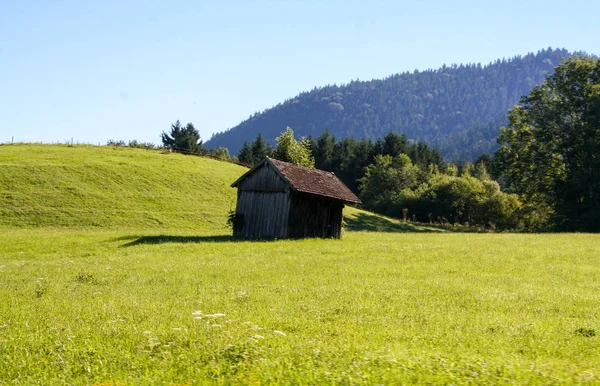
[
  {"x1": 287, "y1": 192, "x2": 344, "y2": 239},
  {"x1": 235, "y1": 162, "x2": 291, "y2": 239},
  {"x1": 234, "y1": 191, "x2": 290, "y2": 239},
  {"x1": 237, "y1": 163, "x2": 288, "y2": 192},
  {"x1": 329, "y1": 204, "x2": 343, "y2": 239}
]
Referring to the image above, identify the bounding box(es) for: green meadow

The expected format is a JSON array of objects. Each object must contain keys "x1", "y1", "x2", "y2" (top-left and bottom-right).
[{"x1": 1, "y1": 145, "x2": 599, "y2": 384}]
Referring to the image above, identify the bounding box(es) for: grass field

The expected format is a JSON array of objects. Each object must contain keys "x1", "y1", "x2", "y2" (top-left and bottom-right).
[
  {"x1": 1, "y1": 229, "x2": 599, "y2": 384},
  {"x1": 1, "y1": 145, "x2": 599, "y2": 384}
]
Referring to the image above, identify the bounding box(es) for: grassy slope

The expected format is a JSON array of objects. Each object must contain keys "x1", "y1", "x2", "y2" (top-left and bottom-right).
[
  {"x1": 343, "y1": 206, "x2": 442, "y2": 233},
  {"x1": 0, "y1": 144, "x2": 247, "y2": 230},
  {"x1": 0, "y1": 144, "x2": 434, "y2": 233}
]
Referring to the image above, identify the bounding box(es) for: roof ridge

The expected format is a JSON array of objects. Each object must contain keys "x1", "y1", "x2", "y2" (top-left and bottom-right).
[
  {"x1": 269, "y1": 158, "x2": 339, "y2": 176},
  {"x1": 268, "y1": 158, "x2": 361, "y2": 205},
  {"x1": 232, "y1": 157, "x2": 361, "y2": 205}
]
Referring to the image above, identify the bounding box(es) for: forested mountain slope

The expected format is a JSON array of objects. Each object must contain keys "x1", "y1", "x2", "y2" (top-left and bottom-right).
[{"x1": 206, "y1": 48, "x2": 574, "y2": 159}]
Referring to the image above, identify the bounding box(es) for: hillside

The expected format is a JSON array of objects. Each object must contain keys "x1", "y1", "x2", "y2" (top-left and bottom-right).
[
  {"x1": 0, "y1": 144, "x2": 434, "y2": 232},
  {"x1": 206, "y1": 48, "x2": 574, "y2": 159},
  {"x1": 0, "y1": 144, "x2": 247, "y2": 229}
]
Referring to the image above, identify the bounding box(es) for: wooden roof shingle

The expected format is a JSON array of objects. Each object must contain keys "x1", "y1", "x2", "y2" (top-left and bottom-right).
[{"x1": 231, "y1": 157, "x2": 361, "y2": 205}]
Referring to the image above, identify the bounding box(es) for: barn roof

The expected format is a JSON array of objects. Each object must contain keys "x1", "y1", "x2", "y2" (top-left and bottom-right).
[{"x1": 231, "y1": 157, "x2": 361, "y2": 205}]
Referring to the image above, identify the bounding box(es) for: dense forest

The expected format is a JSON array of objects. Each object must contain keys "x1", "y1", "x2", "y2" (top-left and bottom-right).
[{"x1": 206, "y1": 48, "x2": 574, "y2": 159}]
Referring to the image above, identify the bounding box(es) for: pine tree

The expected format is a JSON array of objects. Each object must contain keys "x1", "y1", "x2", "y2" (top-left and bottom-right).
[
  {"x1": 237, "y1": 141, "x2": 252, "y2": 165},
  {"x1": 250, "y1": 133, "x2": 267, "y2": 165},
  {"x1": 161, "y1": 121, "x2": 205, "y2": 155}
]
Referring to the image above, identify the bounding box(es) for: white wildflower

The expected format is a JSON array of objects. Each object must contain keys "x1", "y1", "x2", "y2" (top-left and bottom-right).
[{"x1": 273, "y1": 330, "x2": 286, "y2": 336}]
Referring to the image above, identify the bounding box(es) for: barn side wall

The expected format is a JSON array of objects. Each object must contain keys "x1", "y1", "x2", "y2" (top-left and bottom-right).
[
  {"x1": 234, "y1": 163, "x2": 290, "y2": 239},
  {"x1": 287, "y1": 192, "x2": 344, "y2": 239},
  {"x1": 234, "y1": 191, "x2": 290, "y2": 239}
]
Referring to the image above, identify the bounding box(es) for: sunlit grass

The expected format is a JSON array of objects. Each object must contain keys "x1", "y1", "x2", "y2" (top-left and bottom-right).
[
  {"x1": 0, "y1": 144, "x2": 246, "y2": 229},
  {"x1": 1, "y1": 228, "x2": 599, "y2": 384}
]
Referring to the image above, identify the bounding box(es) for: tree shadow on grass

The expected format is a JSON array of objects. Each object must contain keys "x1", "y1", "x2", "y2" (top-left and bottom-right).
[
  {"x1": 344, "y1": 212, "x2": 445, "y2": 233},
  {"x1": 119, "y1": 235, "x2": 236, "y2": 247}
]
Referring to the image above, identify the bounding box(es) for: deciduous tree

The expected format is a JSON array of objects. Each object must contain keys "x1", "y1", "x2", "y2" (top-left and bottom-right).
[
  {"x1": 494, "y1": 56, "x2": 600, "y2": 230},
  {"x1": 274, "y1": 127, "x2": 315, "y2": 167}
]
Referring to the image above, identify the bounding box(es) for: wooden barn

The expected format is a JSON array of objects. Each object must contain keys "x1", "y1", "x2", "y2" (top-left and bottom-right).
[{"x1": 231, "y1": 158, "x2": 361, "y2": 239}]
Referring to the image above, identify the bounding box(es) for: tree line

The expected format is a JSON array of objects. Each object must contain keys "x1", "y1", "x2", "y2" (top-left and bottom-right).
[
  {"x1": 238, "y1": 129, "x2": 443, "y2": 192},
  {"x1": 158, "y1": 122, "x2": 314, "y2": 166}
]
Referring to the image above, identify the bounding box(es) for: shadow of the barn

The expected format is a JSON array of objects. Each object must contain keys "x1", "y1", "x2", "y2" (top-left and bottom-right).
[{"x1": 119, "y1": 235, "x2": 236, "y2": 247}]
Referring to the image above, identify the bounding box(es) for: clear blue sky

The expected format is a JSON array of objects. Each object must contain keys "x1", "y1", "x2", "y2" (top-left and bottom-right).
[{"x1": 1, "y1": 0, "x2": 598, "y2": 146}]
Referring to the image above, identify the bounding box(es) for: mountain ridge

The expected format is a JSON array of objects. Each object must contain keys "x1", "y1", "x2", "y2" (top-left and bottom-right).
[{"x1": 206, "y1": 48, "x2": 576, "y2": 159}]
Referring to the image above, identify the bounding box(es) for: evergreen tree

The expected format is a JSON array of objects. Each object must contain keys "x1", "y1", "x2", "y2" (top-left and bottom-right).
[
  {"x1": 381, "y1": 132, "x2": 408, "y2": 157},
  {"x1": 461, "y1": 162, "x2": 474, "y2": 177},
  {"x1": 473, "y1": 161, "x2": 491, "y2": 181},
  {"x1": 237, "y1": 141, "x2": 252, "y2": 165},
  {"x1": 161, "y1": 121, "x2": 205, "y2": 155},
  {"x1": 313, "y1": 129, "x2": 336, "y2": 170},
  {"x1": 250, "y1": 133, "x2": 267, "y2": 165}
]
